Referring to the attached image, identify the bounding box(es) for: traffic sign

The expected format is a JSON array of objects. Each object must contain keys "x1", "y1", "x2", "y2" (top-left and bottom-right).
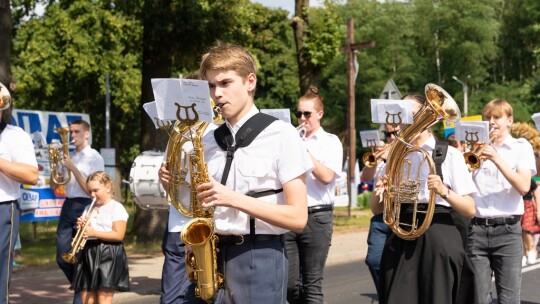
[{"x1": 379, "y1": 79, "x2": 402, "y2": 100}]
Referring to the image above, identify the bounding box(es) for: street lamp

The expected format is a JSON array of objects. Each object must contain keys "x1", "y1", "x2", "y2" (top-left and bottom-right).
[{"x1": 452, "y1": 76, "x2": 468, "y2": 117}]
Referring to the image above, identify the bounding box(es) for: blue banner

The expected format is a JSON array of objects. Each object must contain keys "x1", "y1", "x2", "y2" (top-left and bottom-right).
[{"x1": 11, "y1": 109, "x2": 91, "y2": 222}]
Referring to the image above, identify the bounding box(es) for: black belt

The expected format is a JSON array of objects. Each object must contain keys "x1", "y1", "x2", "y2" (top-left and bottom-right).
[
  {"x1": 217, "y1": 234, "x2": 283, "y2": 246},
  {"x1": 0, "y1": 200, "x2": 17, "y2": 205},
  {"x1": 308, "y1": 205, "x2": 333, "y2": 214},
  {"x1": 472, "y1": 215, "x2": 520, "y2": 226}
]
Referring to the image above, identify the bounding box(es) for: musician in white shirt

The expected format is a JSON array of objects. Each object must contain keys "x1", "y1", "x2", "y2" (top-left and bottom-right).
[
  {"x1": 0, "y1": 83, "x2": 38, "y2": 304},
  {"x1": 467, "y1": 99, "x2": 537, "y2": 304}
]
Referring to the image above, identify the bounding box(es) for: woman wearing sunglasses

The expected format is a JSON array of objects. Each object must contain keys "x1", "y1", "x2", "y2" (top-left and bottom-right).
[{"x1": 285, "y1": 86, "x2": 344, "y2": 304}]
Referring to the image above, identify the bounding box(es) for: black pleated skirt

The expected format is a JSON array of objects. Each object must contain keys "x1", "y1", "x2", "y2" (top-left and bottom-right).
[
  {"x1": 379, "y1": 205, "x2": 477, "y2": 304},
  {"x1": 73, "y1": 240, "x2": 130, "y2": 292}
]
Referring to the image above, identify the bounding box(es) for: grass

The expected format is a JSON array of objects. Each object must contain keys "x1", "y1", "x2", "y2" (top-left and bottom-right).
[{"x1": 16, "y1": 200, "x2": 373, "y2": 268}]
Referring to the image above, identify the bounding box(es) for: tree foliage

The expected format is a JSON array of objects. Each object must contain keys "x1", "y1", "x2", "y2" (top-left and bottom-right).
[
  {"x1": 3, "y1": 0, "x2": 540, "y2": 211},
  {"x1": 12, "y1": 0, "x2": 142, "y2": 167}
]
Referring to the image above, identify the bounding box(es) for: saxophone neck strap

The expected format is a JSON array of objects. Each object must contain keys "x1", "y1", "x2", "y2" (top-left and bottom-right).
[
  {"x1": 433, "y1": 141, "x2": 449, "y2": 182},
  {"x1": 214, "y1": 112, "x2": 278, "y2": 185},
  {"x1": 214, "y1": 112, "x2": 280, "y2": 237}
]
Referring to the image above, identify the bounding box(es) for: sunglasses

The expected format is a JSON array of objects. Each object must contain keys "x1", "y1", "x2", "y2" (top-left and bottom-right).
[
  {"x1": 383, "y1": 131, "x2": 399, "y2": 138},
  {"x1": 295, "y1": 111, "x2": 312, "y2": 118}
]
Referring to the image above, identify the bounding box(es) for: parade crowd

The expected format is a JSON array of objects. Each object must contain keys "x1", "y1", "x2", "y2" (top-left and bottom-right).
[{"x1": 1, "y1": 42, "x2": 540, "y2": 304}]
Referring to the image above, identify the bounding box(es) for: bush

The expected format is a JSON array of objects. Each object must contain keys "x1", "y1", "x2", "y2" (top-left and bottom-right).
[{"x1": 357, "y1": 191, "x2": 372, "y2": 210}]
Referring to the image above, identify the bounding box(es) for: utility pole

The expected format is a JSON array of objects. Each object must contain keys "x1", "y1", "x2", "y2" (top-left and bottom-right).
[{"x1": 344, "y1": 18, "x2": 375, "y2": 216}]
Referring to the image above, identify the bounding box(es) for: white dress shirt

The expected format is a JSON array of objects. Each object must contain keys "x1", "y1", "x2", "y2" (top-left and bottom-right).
[
  {"x1": 304, "y1": 127, "x2": 343, "y2": 207},
  {"x1": 473, "y1": 134, "x2": 537, "y2": 217},
  {"x1": 0, "y1": 125, "x2": 38, "y2": 201},
  {"x1": 66, "y1": 145, "x2": 105, "y2": 198},
  {"x1": 82, "y1": 199, "x2": 129, "y2": 240},
  {"x1": 206, "y1": 105, "x2": 314, "y2": 235}
]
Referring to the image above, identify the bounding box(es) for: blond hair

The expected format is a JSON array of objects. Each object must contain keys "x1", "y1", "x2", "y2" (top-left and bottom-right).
[
  {"x1": 298, "y1": 86, "x2": 324, "y2": 111},
  {"x1": 199, "y1": 42, "x2": 256, "y2": 81},
  {"x1": 482, "y1": 99, "x2": 513, "y2": 119},
  {"x1": 87, "y1": 171, "x2": 115, "y2": 196}
]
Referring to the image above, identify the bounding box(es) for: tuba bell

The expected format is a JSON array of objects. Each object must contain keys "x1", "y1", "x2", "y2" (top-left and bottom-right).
[
  {"x1": 383, "y1": 84, "x2": 461, "y2": 240},
  {"x1": 49, "y1": 127, "x2": 72, "y2": 185}
]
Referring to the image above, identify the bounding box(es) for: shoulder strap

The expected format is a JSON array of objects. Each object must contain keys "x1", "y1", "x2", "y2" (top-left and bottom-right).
[
  {"x1": 433, "y1": 141, "x2": 449, "y2": 182},
  {"x1": 213, "y1": 112, "x2": 278, "y2": 185}
]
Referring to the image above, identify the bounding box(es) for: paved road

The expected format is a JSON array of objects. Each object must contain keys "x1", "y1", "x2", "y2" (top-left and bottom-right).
[{"x1": 116, "y1": 259, "x2": 540, "y2": 304}]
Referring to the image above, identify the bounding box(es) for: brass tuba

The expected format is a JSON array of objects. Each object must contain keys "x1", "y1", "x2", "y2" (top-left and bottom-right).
[
  {"x1": 49, "y1": 127, "x2": 72, "y2": 185},
  {"x1": 167, "y1": 102, "x2": 224, "y2": 302},
  {"x1": 383, "y1": 84, "x2": 461, "y2": 240},
  {"x1": 62, "y1": 198, "x2": 97, "y2": 264}
]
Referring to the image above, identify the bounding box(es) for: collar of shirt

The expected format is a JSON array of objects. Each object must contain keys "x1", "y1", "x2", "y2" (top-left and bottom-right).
[
  {"x1": 420, "y1": 134, "x2": 436, "y2": 152},
  {"x1": 498, "y1": 133, "x2": 514, "y2": 149},
  {"x1": 307, "y1": 126, "x2": 325, "y2": 141},
  {"x1": 225, "y1": 104, "x2": 259, "y2": 143},
  {"x1": 74, "y1": 145, "x2": 92, "y2": 156}
]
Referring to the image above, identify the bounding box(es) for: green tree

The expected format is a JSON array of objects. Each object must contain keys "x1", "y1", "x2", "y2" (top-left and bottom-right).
[
  {"x1": 13, "y1": 0, "x2": 142, "y2": 168},
  {"x1": 293, "y1": 0, "x2": 343, "y2": 94},
  {"x1": 0, "y1": 0, "x2": 13, "y2": 88}
]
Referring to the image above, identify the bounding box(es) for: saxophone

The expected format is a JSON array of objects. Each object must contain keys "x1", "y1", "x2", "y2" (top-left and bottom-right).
[
  {"x1": 383, "y1": 84, "x2": 460, "y2": 240},
  {"x1": 167, "y1": 102, "x2": 224, "y2": 302},
  {"x1": 62, "y1": 198, "x2": 97, "y2": 264}
]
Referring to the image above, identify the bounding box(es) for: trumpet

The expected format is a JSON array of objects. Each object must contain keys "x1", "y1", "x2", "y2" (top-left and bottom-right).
[
  {"x1": 62, "y1": 198, "x2": 97, "y2": 264},
  {"x1": 362, "y1": 143, "x2": 392, "y2": 168},
  {"x1": 464, "y1": 133, "x2": 496, "y2": 172},
  {"x1": 297, "y1": 122, "x2": 307, "y2": 139}
]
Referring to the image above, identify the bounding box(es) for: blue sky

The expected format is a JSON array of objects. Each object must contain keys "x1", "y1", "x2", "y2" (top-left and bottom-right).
[{"x1": 250, "y1": 0, "x2": 326, "y2": 14}]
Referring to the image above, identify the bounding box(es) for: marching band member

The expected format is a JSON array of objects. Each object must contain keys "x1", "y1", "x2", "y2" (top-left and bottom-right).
[
  {"x1": 73, "y1": 171, "x2": 130, "y2": 304},
  {"x1": 53, "y1": 119, "x2": 104, "y2": 304},
  {"x1": 371, "y1": 93, "x2": 477, "y2": 304},
  {"x1": 0, "y1": 82, "x2": 38, "y2": 304},
  {"x1": 467, "y1": 99, "x2": 536, "y2": 304},
  {"x1": 159, "y1": 43, "x2": 313, "y2": 303},
  {"x1": 362, "y1": 123, "x2": 399, "y2": 299},
  {"x1": 195, "y1": 42, "x2": 313, "y2": 303},
  {"x1": 285, "y1": 86, "x2": 343, "y2": 304}
]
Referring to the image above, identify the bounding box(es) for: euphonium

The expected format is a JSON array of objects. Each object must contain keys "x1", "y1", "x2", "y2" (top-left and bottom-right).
[
  {"x1": 463, "y1": 133, "x2": 495, "y2": 172},
  {"x1": 383, "y1": 84, "x2": 461, "y2": 240},
  {"x1": 167, "y1": 101, "x2": 223, "y2": 302},
  {"x1": 49, "y1": 127, "x2": 72, "y2": 185},
  {"x1": 62, "y1": 198, "x2": 97, "y2": 264}
]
